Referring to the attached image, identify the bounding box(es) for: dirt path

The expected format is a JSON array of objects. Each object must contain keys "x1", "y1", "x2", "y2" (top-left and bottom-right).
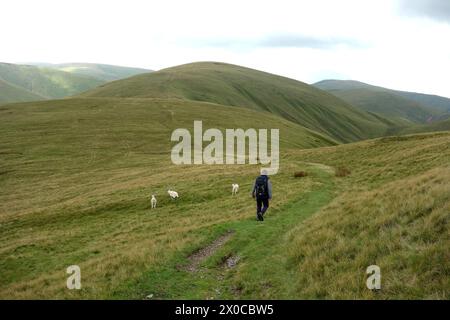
[{"x1": 184, "y1": 230, "x2": 234, "y2": 272}]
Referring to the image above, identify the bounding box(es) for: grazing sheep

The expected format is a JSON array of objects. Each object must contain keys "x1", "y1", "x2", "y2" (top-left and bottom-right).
[
  {"x1": 232, "y1": 183, "x2": 239, "y2": 195},
  {"x1": 151, "y1": 195, "x2": 157, "y2": 208},
  {"x1": 168, "y1": 190, "x2": 179, "y2": 199}
]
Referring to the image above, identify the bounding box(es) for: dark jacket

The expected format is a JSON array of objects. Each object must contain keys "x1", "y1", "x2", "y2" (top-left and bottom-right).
[{"x1": 252, "y1": 175, "x2": 272, "y2": 199}]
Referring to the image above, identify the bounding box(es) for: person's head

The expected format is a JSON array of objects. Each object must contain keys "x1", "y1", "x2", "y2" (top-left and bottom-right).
[{"x1": 260, "y1": 169, "x2": 268, "y2": 176}]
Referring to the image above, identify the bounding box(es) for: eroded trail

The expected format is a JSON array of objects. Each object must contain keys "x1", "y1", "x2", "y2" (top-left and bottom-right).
[{"x1": 183, "y1": 230, "x2": 234, "y2": 272}]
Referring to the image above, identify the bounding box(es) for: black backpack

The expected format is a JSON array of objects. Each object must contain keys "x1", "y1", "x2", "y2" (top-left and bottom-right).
[{"x1": 255, "y1": 176, "x2": 268, "y2": 198}]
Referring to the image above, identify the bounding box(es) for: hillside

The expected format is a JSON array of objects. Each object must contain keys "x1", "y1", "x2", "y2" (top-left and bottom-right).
[
  {"x1": 389, "y1": 118, "x2": 450, "y2": 136},
  {"x1": 0, "y1": 95, "x2": 448, "y2": 299},
  {"x1": 80, "y1": 62, "x2": 401, "y2": 143},
  {"x1": 30, "y1": 63, "x2": 152, "y2": 82},
  {"x1": 0, "y1": 96, "x2": 338, "y2": 298},
  {"x1": 396, "y1": 91, "x2": 450, "y2": 115},
  {"x1": 285, "y1": 133, "x2": 450, "y2": 298},
  {"x1": 0, "y1": 62, "x2": 104, "y2": 100},
  {"x1": 314, "y1": 80, "x2": 446, "y2": 124},
  {"x1": 0, "y1": 62, "x2": 152, "y2": 104},
  {"x1": 0, "y1": 79, "x2": 45, "y2": 104}
]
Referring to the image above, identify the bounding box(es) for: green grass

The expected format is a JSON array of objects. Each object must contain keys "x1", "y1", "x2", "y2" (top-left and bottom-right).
[
  {"x1": 0, "y1": 97, "x2": 334, "y2": 299},
  {"x1": 0, "y1": 83, "x2": 448, "y2": 299},
  {"x1": 115, "y1": 133, "x2": 450, "y2": 300},
  {"x1": 286, "y1": 166, "x2": 449, "y2": 299},
  {"x1": 291, "y1": 132, "x2": 450, "y2": 188},
  {"x1": 114, "y1": 165, "x2": 335, "y2": 299},
  {"x1": 80, "y1": 62, "x2": 399, "y2": 143}
]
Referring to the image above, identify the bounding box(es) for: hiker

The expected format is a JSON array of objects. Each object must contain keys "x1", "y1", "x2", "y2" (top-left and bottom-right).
[{"x1": 252, "y1": 169, "x2": 272, "y2": 221}]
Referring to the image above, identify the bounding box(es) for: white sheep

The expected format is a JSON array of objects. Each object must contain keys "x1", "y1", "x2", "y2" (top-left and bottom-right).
[
  {"x1": 168, "y1": 190, "x2": 179, "y2": 200},
  {"x1": 232, "y1": 183, "x2": 239, "y2": 195},
  {"x1": 151, "y1": 195, "x2": 157, "y2": 208}
]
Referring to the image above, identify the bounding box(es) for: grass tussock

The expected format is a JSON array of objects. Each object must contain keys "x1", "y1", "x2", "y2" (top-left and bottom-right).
[
  {"x1": 286, "y1": 167, "x2": 450, "y2": 299},
  {"x1": 335, "y1": 167, "x2": 351, "y2": 177},
  {"x1": 294, "y1": 171, "x2": 308, "y2": 178}
]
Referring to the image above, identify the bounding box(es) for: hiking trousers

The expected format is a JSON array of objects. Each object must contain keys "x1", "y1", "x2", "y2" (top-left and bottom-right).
[{"x1": 256, "y1": 196, "x2": 269, "y2": 217}]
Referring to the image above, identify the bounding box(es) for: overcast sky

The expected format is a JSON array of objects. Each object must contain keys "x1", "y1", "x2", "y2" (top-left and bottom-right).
[{"x1": 2, "y1": 0, "x2": 450, "y2": 97}]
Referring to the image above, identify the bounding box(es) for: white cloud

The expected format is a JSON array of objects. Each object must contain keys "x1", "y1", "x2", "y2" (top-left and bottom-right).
[{"x1": 1, "y1": 0, "x2": 449, "y2": 97}]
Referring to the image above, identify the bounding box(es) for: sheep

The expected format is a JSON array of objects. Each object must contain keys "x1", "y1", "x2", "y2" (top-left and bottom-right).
[
  {"x1": 151, "y1": 195, "x2": 157, "y2": 208},
  {"x1": 168, "y1": 190, "x2": 179, "y2": 200},
  {"x1": 232, "y1": 183, "x2": 239, "y2": 195}
]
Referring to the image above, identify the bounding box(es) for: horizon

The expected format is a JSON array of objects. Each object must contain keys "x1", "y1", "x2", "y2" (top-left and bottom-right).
[
  {"x1": 4, "y1": 59, "x2": 450, "y2": 99},
  {"x1": 1, "y1": 0, "x2": 449, "y2": 98}
]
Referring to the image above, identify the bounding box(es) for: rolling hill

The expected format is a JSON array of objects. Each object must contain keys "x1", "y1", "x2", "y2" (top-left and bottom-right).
[
  {"x1": 0, "y1": 62, "x2": 152, "y2": 105},
  {"x1": 389, "y1": 118, "x2": 450, "y2": 136},
  {"x1": 395, "y1": 91, "x2": 450, "y2": 116},
  {"x1": 0, "y1": 79, "x2": 45, "y2": 105},
  {"x1": 80, "y1": 62, "x2": 402, "y2": 143},
  {"x1": 0, "y1": 62, "x2": 104, "y2": 100},
  {"x1": 314, "y1": 80, "x2": 449, "y2": 123}
]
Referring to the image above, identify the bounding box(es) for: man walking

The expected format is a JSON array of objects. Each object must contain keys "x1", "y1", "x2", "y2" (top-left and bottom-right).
[{"x1": 252, "y1": 169, "x2": 272, "y2": 221}]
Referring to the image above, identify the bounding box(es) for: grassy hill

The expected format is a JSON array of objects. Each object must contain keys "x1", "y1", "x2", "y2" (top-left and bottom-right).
[
  {"x1": 0, "y1": 62, "x2": 152, "y2": 105},
  {"x1": 0, "y1": 95, "x2": 448, "y2": 298},
  {"x1": 314, "y1": 80, "x2": 446, "y2": 124},
  {"x1": 395, "y1": 91, "x2": 450, "y2": 115},
  {"x1": 0, "y1": 79, "x2": 45, "y2": 104},
  {"x1": 0, "y1": 62, "x2": 104, "y2": 100},
  {"x1": 292, "y1": 167, "x2": 448, "y2": 298},
  {"x1": 80, "y1": 62, "x2": 402, "y2": 143},
  {"x1": 31, "y1": 63, "x2": 151, "y2": 82},
  {"x1": 389, "y1": 118, "x2": 450, "y2": 136},
  {"x1": 285, "y1": 133, "x2": 450, "y2": 298}
]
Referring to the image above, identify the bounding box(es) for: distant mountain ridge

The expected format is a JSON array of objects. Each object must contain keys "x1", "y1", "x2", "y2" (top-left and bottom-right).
[
  {"x1": 28, "y1": 62, "x2": 152, "y2": 82},
  {"x1": 0, "y1": 62, "x2": 152, "y2": 105},
  {"x1": 314, "y1": 79, "x2": 450, "y2": 123},
  {"x1": 2, "y1": 61, "x2": 448, "y2": 138},
  {"x1": 395, "y1": 90, "x2": 450, "y2": 115}
]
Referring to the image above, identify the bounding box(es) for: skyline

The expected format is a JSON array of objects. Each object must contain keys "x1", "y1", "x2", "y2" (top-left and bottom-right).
[{"x1": 1, "y1": 0, "x2": 450, "y2": 97}]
